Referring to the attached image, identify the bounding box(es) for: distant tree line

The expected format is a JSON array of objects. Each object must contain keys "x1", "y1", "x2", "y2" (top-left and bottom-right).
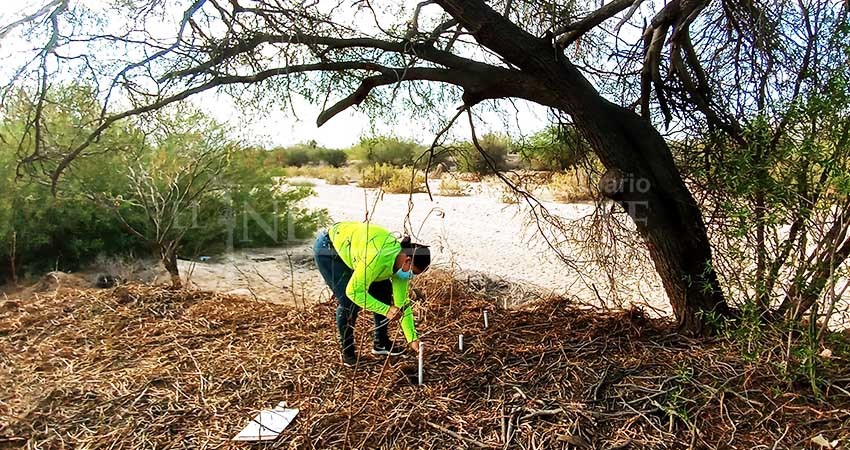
[{"x1": 266, "y1": 127, "x2": 591, "y2": 175}]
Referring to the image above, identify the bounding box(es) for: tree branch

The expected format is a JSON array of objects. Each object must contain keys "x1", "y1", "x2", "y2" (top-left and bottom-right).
[
  {"x1": 554, "y1": 0, "x2": 643, "y2": 48},
  {"x1": 49, "y1": 59, "x2": 540, "y2": 192},
  {"x1": 160, "y1": 32, "x2": 489, "y2": 82},
  {"x1": 317, "y1": 66, "x2": 501, "y2": 126},
  {"x1": 101, "y1": 0, "x2": 208, "y2": 118},
  {"x1": 0, "y1": 0, "x2": 65, "y2": 39}
]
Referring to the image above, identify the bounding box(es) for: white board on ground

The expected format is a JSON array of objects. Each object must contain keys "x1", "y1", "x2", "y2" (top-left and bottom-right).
[{"x1": 232, "y1": 402, "x2": 299, "y2": 442}]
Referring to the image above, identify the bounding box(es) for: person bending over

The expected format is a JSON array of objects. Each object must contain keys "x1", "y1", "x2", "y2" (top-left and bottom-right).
[{"x1": 313, "y1": 221, "x2": 430, "y2": 367}]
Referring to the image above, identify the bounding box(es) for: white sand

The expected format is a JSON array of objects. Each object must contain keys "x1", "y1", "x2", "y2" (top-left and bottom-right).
[
  {"x1": 304, "y1": 179, "x2": 670, "y2": 312},
  {"x1": 174, "y1": 178, "x2": 669, "y2": 313}
]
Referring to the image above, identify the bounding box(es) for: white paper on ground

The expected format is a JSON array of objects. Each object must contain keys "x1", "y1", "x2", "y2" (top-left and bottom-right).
[{"x1": 232, "y1": 402, "x2": 299, "y2": 442}]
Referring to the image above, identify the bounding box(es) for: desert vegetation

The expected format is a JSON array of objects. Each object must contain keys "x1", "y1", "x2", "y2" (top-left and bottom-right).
[
  {"x1": 0, "y1": 86, "x2": 327, "y2": 286},
  {"x1": 0, "y1": 0, "x2": 848, "y2": 448}
]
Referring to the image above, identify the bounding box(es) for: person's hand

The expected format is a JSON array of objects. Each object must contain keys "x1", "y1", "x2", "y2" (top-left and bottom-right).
[
  {"x1": 409, "y1": 340, "x2": 420, "y2": 353},
  {"x1": 385, "y1": 306, "x2": 401, "y2": 321}
]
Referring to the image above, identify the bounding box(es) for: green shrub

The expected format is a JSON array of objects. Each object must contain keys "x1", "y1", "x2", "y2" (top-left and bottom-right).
[
  {"x1": 281, "y1": 145, "x2": 313, "y2": 167},
  {"x1": 268, "y1": 143, "x2": 347, "y2": 168},
  {"x1": 519, "y1": 126, "x2": 588, "y2": 171},
  {"x1": 0, "y1": 86, "x2": 150, "y2": 281},
  {"x1": 0, "y1": 87, "x2": 328, "y2": 282},
  {"x1": 350, "y1": 136, "x2": 425, "y2": 167},
  {"x1": 214, "y1": 162, "x2": 328, "y2": 251},
  {"x1": 0, "y1": 181, "x2": 149, "y2": 280},
  {"x1": 456, "y1": 134, "x2": 511, "y2": 174},
  {"x1": 319, "y1": 149, "x2": 348, "y2": 168}
]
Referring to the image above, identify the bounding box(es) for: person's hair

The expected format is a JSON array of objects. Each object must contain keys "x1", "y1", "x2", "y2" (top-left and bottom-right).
[{"x1": 400, "y1": 236, "x2": 431, "y2": 271}]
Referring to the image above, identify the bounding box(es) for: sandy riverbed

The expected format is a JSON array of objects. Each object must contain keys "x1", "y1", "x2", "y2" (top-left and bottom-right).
[{"x1": 178, "y1": 178, "x2": 670, "y2": 313}]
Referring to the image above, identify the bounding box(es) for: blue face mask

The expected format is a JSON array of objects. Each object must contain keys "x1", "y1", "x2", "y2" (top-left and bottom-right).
[{"x1": 395, "y1": 267, "x2": 414, "y2": 280}]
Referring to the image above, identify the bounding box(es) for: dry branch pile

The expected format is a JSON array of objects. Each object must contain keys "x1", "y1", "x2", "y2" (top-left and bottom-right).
[{"x1": 1, "y1": 274, "x2": 849, "y2": 449}]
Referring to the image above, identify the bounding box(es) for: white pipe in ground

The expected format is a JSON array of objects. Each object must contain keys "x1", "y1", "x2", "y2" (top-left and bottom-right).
[
  {"x1": 458, "y1": 334, "x2": 464, "y2": 351},
  {"x1": 484, "y1": 310, "x2": 489, "y2": 329},
  {"x1": 418, "y1": 342, "x2": 424, "y2": 385}
]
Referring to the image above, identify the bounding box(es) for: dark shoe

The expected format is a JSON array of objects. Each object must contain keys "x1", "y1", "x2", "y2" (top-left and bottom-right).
[
  {"x1": 342, "y1": 352, "x2": 358, "y2": 367},
  {"x1": 372, "y1": 341, "x2": 405, "y2": 356}
]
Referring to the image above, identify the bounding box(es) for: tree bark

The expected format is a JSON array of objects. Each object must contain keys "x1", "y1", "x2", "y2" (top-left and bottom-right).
[
  {"x1": 585, "y1": 102, "x2": 730, "y2": 334},
  {"x1": 160, "y1": 244, "x2": 182, "y2": 289},
  {"x1": 436, "y1": 0, "x2": 730, "y2": 334},
  {"x1": 10, "y1": 231, "x2": 18, "y2": 286}
]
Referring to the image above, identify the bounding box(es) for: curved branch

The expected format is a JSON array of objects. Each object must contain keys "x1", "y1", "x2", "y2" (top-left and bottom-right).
[
  {"x1": 49, "y1": 61, "x2": 388, "y2": 192},
  {"x1": 0, "y1": 0, "x2": 66, "y2": 39},
  {"x1": 49, "y1": 60, "x2": 541, "y2": 192},
  {"x1": 161, "y1": 32, "x2": 488, "y2": 82},
  {"x1": 554, "y1": 0, "x2": 644, "y2": 48},
  {"x1": 639, "y1": 0, "x2": 710, "y2": 126},
  {"x1": 317, "y1": 66, "x2": 494, "y2": 126},
  {"x1": 101, "y1": 0, "x2": 207, "y2": 118}
]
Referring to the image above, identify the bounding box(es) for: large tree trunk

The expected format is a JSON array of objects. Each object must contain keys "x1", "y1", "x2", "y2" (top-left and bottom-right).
[
  {"x1": 437, "y1": 0, "x2": 731, "y2": 334},
  {"x1": 160, "y1": 244, "x2": 182, "y2": 289},
  {"x1": 582, "y1": 101, "x2": 730, "y2": 334}
]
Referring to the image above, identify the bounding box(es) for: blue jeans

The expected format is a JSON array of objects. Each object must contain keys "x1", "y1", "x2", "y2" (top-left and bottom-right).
[{"x1": 313, "y1": 230, "x2": 392, "y2": 355}]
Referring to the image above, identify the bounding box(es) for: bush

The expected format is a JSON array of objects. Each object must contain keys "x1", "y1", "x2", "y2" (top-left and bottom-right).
[
  {"x1": 319, "y1": 149, "x2": 348, "y2": 168},
  {"x1": 438, "y1": 177, "x2": 467, "y2": 196},
  {"x1": 0, "y1": 89, "x2": 328, "y2": 282},
  {"x1": 215, "y1": 158, "x2": 328, "y2": 251},
  {"x1": 280, "y1": 145, "x2": 313, "y2": 167},
  {"x1": 0, "y1": 182, "x2": 149, "y2": 280},
  {"x1": 324, "y1": 171, "x2": 350, "y2": 185},
  {"x1": 283, "y1": 166, "x2": 322, "y2": 178},
  {"x1": 519, "y1": 126, "x2": 588, "y2": 171},
  {"x1": 359, "y1": 164, "x2": 425, "y2": 193},
  {"x1": 549, "y1": 168, "x2": 596, "y2": 203},
  {"x1": 349, "y1": 136, "x2": 426, "y2": 167},
  {"x1": 385, "y1": 170, "x2": 426, "y2": 194},
  {"x1": 456, "y1": 134, "x2": 511, "y2": 174},
  {"x1": 358, "y1": 163, "x2": 396, "y2": 188},
  {"x1": 0, "y1": 87, "x2": 150, "y2": 280},
  {"x1": 268, "y1": 143, "x2": 347, "y2": 168},
  {"x1": 283, "y1": 166, "x2": 351, "y2": 185}
]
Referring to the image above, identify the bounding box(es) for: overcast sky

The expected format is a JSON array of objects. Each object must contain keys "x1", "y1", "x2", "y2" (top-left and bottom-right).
[{"x1": 0, "y1": 1, "x2": 550, "y2": 149}]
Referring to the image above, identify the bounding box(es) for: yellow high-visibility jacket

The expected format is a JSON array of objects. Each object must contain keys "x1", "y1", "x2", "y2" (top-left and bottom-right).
[{"x1": 329, "y1": 222, "x2": 418, "y2": 342}]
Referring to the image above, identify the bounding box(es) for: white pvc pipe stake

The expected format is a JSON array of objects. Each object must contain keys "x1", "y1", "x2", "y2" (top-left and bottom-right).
[
  {"x1": 458, "y1": 334, "x2": 464, "y2": 351},
  {"x1": 484, "y1": 310, "x2": 489, "y2": 329},
  {"x1": 417, "y1": 343, "x2": 424, "y2": 385}
]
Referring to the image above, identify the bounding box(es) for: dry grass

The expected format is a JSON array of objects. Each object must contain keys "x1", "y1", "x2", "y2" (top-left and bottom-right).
[
  {"x1": 324, "y1": 171, "x2": 351, "y2": 185},
  {"x1": 455, "y1": 172, "x2": 482, "y2": 182},
  {"x1": 359, "y1": 164, "x2": 425, "y2": 194},
  {"x1": 438, "y1": 177, "x2": 468, "y2": 197},
  {"x1": 287, "y1": 178, "x2": 316, "y2": 187},
  {"x1": 284, "y1": 166, "x2": 353, "y2": 184},
  {"x1": 1, "y1": 276, "x2": 849, "y2": 449},
  {"x1": 549, "y1": 169, "x2": 597, "y2": 203}
]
